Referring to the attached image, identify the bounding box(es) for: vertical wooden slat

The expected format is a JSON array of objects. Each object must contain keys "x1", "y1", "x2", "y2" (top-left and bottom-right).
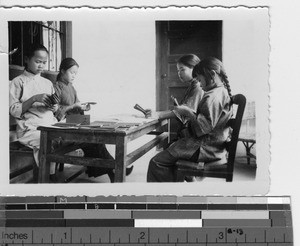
[
  {"x1": 30, "y1": 22, "x2": 33, "y2": 43},
  {"x1": 9, "y1": 22, "x2": 12, "y2": 65},
  {"x1": 59, "y1": 22, "x2": 64, "y2": 60},
  {"x1": 65, "y1": 21, "x2": 72, "y2": 58},
  {"x1": 55, "y1": 22, "x2": 58, "y2": 71},
  {"x1": 21, "y1": 22, "x2": 23, "y2": 66},
  {"x1": 48, "y1": 26, "x2": 50, "y2": 71},
  {"x1": 60, "y1": 21, "x2": 72, "y2": 60},
  {"x1": 114, "y1": 136, "x2": 127, "y2": 182},
  {"x1": 156, "y1": 21, "x2": 169, "y2": 111}
]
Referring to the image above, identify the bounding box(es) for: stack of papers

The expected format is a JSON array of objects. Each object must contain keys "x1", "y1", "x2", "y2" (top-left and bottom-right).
[
  {"x1": 99, "y1": 114, "x2": 155, "y2": 124},
  {"x1": 52, "y1": 114, "x2": 156, "y2": 130}
]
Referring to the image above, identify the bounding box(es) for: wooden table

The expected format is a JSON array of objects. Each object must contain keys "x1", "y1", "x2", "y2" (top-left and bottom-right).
[{"x1": 37, "y1": 119, "x2": 169, "y2": 183}]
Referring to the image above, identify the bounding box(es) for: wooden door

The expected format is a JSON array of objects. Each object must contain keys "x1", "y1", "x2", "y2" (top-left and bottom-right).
[{"x1": 156, "y1": 21, "x2": 223, "y2": 140}]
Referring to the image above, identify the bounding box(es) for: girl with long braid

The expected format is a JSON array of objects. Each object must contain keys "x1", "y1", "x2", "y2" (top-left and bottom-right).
[{"x1": 146, "y1": 57, "x2": 233, "y2": 182}]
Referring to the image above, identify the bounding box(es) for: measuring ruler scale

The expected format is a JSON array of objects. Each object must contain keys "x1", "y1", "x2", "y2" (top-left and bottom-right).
[{"x1": 0, "y1": 196, "x2": 293, "y2": 245}]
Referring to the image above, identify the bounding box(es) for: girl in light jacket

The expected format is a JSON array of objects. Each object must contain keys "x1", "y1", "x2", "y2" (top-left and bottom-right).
[{"x1": 147, "y1": 57, "x2": 233, "y2": 182}]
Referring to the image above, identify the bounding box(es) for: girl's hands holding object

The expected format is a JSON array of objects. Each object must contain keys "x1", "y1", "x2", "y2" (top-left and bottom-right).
[
  {"x1": 174, "y1": 105, "x2": 195, "y2": 119},
  {"x1": 48, "y1": 104, "x2": 58, "y2": 112},
  {"x1": 72, "y1": 102, "x2": 82, "y2": 109},
  {"x1": 80, "y1": 102, "x2": 93, "y2": 111},
  {"x1": 144, "y1": 109, "x2": 159, "y2": 119},
  {"x1": 33, "y1": 93, "x2": 53, "y2": 107},
  {"x1": 81, "y1": 102, "x2": 97, "y2": 111},
  {"x1": 49, "y1": 93, "x2": 60, "y2": 105}
]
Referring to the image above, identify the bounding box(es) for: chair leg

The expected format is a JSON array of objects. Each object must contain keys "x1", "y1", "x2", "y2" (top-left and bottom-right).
[
  {"x1": 226, "y1": 174, "x2": 233, "y2": 182},
  {"x1": 32, "y1": 164, "x2": 39, "y2": 183},
  {"x1": 58, "y1": 163, "x2": 64, "y2": 171},
  {"x1": 246, "y1": 142, "x2": 251, "y2": 165}
]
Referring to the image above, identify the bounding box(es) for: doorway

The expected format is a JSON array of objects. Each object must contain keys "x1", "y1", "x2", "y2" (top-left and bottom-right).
[{"x1": 156, "y1": 20, "x2": 223, "y2": 139}]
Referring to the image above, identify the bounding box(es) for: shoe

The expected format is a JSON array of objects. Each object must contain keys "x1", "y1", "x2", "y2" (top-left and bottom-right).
[
  {"x1": 126, "y1": 166, "x2": 134, "y2": 176},
  {"x1": 49, "y1": 174, "x2": 58, "y2": 183},
  {"x1": 108, "y1": 167, "x2": 132, "y2": 183},
  {"x1": 184, "y1": 176, "x2": 196, "y2": 182}
]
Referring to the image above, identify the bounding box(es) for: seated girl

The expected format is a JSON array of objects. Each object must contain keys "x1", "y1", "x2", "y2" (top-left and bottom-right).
[
  {"x1": 54, "y1": 58, "x2": 89, "y2": 121},
  {"x1": 54, "y1": 58, "x2": 132, "y2": 181},
  {"x1": 146, "y1": 57, "x2": 233, "y2": 182},
  {"x1": 175, "y1": 54, "x2": 203, "y2": 138},
  {"x1": 9, "y1": 44, "x2": 59, "y2": 178}
]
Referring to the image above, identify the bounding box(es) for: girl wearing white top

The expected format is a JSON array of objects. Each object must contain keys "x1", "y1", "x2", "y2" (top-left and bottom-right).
[{"x1": 9, "y1": 44, "x2": 59, "y2": 179}]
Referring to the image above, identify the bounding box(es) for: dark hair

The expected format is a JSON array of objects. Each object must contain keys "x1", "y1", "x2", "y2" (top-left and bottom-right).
[
  {"x1": 192, "y1": 57, "x2": 232, "y2": 98},
  {"x1": 24, "y1": 44, "x2": 48, "y2": 68},
  {"x1": 57, "y1": 58, "x2": 79, "y2": 81},
  {"x1": 177, "y1": 54, "x2": 200, "y2": 69}
]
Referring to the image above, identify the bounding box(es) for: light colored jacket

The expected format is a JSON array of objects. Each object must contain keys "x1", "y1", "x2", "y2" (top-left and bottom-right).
[{"x1": 168, "y1": 82, "x2": 232, "y2": 164}]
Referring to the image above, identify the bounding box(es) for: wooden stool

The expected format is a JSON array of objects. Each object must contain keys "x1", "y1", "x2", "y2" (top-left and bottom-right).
[{"x1": 238, "y1": 137, "x2": 256, "y2": 165}]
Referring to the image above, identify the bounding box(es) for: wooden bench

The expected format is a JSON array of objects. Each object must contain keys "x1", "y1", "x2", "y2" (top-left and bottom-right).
[{"x1": 9, "y1": 141, "x2": 38, "y2": 183}]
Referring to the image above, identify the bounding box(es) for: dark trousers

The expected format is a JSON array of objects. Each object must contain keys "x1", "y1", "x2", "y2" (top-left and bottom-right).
[
  {"x1": 82, "y1": 143, "x2": 115, "y2": 180},
  {"x1": 147, "y1": 149, "x2": 198, "y2": 182}
]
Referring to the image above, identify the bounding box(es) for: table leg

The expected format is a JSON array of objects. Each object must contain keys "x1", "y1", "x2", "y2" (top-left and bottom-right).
[
  {"x1": 241, "y1": 140, "x2": 256, "y2": 165},
  {"x1": 246, "y1": 142, "x2": 251, "y2": 165},
  {"x1": 115, "y1": 136, "x2": 127, "y2": 182},
  {"x1": 38, "y1": 131, "x2": 52, "y2": 183}
]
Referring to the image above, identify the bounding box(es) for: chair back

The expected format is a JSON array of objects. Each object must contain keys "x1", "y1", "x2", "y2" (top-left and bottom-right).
[{"x1": 226, "y1": 94, "x2": 246, "y2": 175}]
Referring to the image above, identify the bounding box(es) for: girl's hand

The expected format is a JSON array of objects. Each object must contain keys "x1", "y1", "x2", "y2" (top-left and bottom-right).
[
  {"x1": 174, "y1": 105, "x2": 194, "y2": 118},
  {"x1": 81, "y1": 103, "x2": 91, "y2": 111},
  {"x1": 50, "y1": 93, "x2": 60, "y2": 105},
  {"x1": 144, "y1": 109, "x2": 159, "y2": 119},
  {"x1": 48, "y1": 104, "x2": 58, "y2": 112},
  {"x1": 72, "y1": 102, "x2": 82, "y2": 109},
  {"x1": 33, "y1": 94, "x2": 52, "y2": 107}
]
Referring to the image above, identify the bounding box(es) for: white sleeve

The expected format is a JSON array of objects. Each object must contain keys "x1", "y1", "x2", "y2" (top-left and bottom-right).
[{"x1": 9, "y1": 78, "x2": 23, "y2": 119}]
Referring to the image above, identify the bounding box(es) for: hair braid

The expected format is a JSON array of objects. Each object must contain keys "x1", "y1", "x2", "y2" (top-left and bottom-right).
[
  {"x1": 193, "y1": 57, "x2": 233, "y2": 100},
  {"x1": 220, "y1": 71, "x2": 232, "y2": 100}
]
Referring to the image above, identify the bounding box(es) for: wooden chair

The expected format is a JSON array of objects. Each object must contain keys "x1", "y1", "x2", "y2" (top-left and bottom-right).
[
  {"x1": 175, "y1": 94, "x2": 246, "y2": 182},
  {"x1": 10, "y1": 141, "x2": 38, "y2": 183},
  {"x1": 9, "y1": 117, "x2": 38, "y2": 183}
]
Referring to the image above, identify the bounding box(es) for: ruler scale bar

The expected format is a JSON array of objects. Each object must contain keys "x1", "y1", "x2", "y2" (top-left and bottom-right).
[
  {"x1": 0, "y1": 227, "x2": 293, "y2": 244},
  {"x1": 0, "y1": 196, "x2": 293, "y2": 245}
]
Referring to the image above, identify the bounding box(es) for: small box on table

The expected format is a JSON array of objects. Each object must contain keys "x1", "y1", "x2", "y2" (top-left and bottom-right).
[{"x1": 66, "y1": 114, "x2": 90, "y2": 125}]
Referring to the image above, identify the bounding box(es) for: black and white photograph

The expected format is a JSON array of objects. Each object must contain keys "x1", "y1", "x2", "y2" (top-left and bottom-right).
[
  {"x1": 2, "y1": 0, "x2": 300, "y2": 243},
  {"x1": 1, "y1": 7, "x2": 269, "y2": 196}
]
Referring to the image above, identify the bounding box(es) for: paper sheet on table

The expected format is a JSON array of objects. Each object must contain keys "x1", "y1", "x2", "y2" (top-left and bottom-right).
[{"x1": 95, "y1": 114, "x2": 156, "y2": 125}]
